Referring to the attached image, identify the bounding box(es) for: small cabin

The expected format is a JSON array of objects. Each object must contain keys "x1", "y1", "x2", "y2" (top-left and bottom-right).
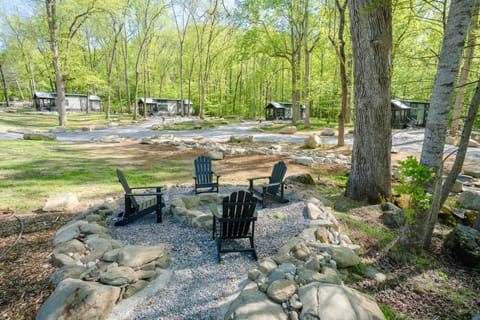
[
  {"x1": 265, "y1": 102, "x2": 306, "y2": 120},
  {"x1": 33, "y1": 92, "x2": 101, "y2": 112},
  {"x1": 138, "y1": 98, "x2": 194, "y2": 116},
  {"x1": 391, "y1": 99, "x2": 429, "y2": 128}
]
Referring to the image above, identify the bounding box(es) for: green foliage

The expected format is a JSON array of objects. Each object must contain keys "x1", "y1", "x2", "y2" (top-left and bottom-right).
[
  {"x1": 394, "y1": 156, "x2": 434, "y2": 224},
  {"x1": 354, "y1": 261, "x2": 366, "y2": 274},
  {"x1": 273, "y1": 212, "x2": 287, "y2": 220},
  {"x1": 379, "y1": 304, "x2": 407, "y2": 320},
  {"x1": 336, "y1": 212, "x2": 396, "y2": 249}
]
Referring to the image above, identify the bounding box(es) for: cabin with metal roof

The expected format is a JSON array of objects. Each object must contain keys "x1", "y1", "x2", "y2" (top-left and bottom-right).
[
  {"x1": 138, "y1": 98, "x2": 193, "y2": 116},
  {"x1": 265, "y1": 102, "x2": 306, "y2": 120},
  {"x1": 33, "y1": 92, "x2": 101, "y2": 112},
  {"x1": 391, "y1": 99, "x2": 429, "y2": 128}
]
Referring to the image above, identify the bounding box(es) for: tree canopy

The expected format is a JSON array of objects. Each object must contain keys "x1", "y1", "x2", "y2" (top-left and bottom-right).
[{"x1": 1, "y1": 0, "x2": 478, "y2": 124}]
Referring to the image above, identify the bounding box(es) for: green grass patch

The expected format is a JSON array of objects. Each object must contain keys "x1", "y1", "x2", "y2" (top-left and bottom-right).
[
  {"x1": 0, "y1": 140, "x2": 191, "y2": 212},
  {"x1": 379, "y1": 304, "x2": 409, "y2": 320},
  {"x1": 0, "y1": 109, "x2": 136, "y2": 132},
  {"x1": 160, "y1": 118, "x2": 236, "y2": 131},
  {"x1": 336, "y1": 212, "x2": 396, "y2": 249}
]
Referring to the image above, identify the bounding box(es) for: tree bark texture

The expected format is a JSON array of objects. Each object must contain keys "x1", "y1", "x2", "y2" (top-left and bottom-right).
[
  {"x1": 346, "y1": 0, "x2": 392, "y2": 203},
  {"x1": 332, "y1": 0, "x2": 348, "y2": 147},
  {"x1": 440, "y1": 77, "x2": 480, "y2": 207},
  {"x1": 45, "y1": 0, "x2": 67, "y2": 126},
  {"x1": 0, "y1": 64, "x2": 9, "y2": 107},
  {"x1": 451, "y1": 0, "x2": 479, "y2": 137},
  {"x1": 412, "y1": 0, "x2": 475, "y2": 250}
]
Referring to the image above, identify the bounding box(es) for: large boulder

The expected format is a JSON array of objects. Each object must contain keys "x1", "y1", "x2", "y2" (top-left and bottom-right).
[
  {"x1": 464, "y1": 168, "x2": 480, "y2": 178},
  {"x1": 320, "y1": 128, "x2": 336, "y2": 136},
  {"x1": 36, "y1": 278, "x2": 121, "y2": 320},
  {"x1": 286, "y1": 174, "x2": 316, "y2": 185},
  {"x1": 225, "y1": 282, "x2": 287, "y2": 320},
  {"x1": 207, "y1": 150, "x2": 224, "y2": 160},
  {"x1": 458, "y1": 190, "x2": 480, "y2": 211},
  {"x1": 43, "y1": 192, "x2": 79, "y2": 212},
  {"x1": 444, "y1": 225, "x2": 480, "y2": 267},
  {"x1": 280, "y1": 126, "x2": 297, "y2": 134},
  {"x1": 229, "y1": 135, "x2": 254, "y2": 143},
  {"x1": 304, "y1": 135, "x2": 322, "y2": 148},
  {"x1": 380, "y1": 203, "x2": 406, "y2": 228},
  {"x1": 298, "y1": 282, "x2": 385, "y2": 320},
  {"x1": 116, "y1": 245, "x2": 171, "y2": 268},
  {"x1": 307, "y1": 243, "x2": 360, "y2": 268},
  {"x1": 24, "y1": 132, "x2": 56, "y2": 141},
  {"x1": 267, "y1": 279, "x2": 298, "y2": 303}
]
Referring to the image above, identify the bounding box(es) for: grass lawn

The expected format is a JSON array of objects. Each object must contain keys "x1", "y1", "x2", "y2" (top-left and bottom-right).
[{"x1": 0, "y1": 108, "x2": 479, "y2": 320}]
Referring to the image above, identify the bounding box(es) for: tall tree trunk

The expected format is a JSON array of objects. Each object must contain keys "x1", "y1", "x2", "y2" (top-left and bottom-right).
[
  {"x1": 45, "y1": 0, "x2": 67, "y2": 126},
  {"x1": 290, "y1": 26, "x2": 300, "y2": 124},
  {"x1": 122, "y1": 23, "x2": 131, "y2": 113},
  {"x1": 345, "y1": 0, "x2": 392, "y2": 203},
  {"x1": 440, "y1": 77, "x2": 480, "y2": 207},
  {"x1": 253, "y1": 54, "x2": 257, "y2": 119},
  {"x1": 451, "y1": 0, "x2": 479, "y2": 137},
  {"x1": 330, "y1": 0, "x2": 348, "y2": 146},
  {"x1": 303, "y1": 0, "x2": 311, "y2": 128},
  {"x1": 106, "y1": 19, "x2": 123, "y2": 120},
  {"x1": 0, "y1": 63, "x2": 9, "y2": 107},
  {"x1": 402, "y1": 0, "x2": 475, "y2": 251}
]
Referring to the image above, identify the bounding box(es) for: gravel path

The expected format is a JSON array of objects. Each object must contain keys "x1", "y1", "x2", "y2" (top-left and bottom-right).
[{"x1": 108, "y1": 186, "x2": 309, "y2": 320}]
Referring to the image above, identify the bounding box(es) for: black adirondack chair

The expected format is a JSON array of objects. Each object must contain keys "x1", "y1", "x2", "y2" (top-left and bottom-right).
[
  {"x1": 248, "y1": 161, "x2": 288, "y2": 208},
  {"x1": 211, "y1": 191, "x2": 258, "y2": 262},
  {"x1": 115, "y1": 169, "x2": 165, "y2": 226},
  {"x1": 193, "y1": 156, "x2": 220, "y2": 194}
]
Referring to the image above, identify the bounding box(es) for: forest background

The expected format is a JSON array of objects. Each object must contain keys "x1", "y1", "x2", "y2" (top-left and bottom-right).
[{"x1": 0, "y1": 0, "x2": 478, "y2": 128}]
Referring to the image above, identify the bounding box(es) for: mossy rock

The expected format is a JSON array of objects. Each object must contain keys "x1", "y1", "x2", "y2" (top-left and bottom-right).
[
  {"x1": 465, "y1": 210, "x2": 479, "y2": 227},
  {"x1": 439, "y1": 206, "x2": 458, "y2": 227}
]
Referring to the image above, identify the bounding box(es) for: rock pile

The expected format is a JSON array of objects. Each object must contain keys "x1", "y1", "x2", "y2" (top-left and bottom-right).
[
  {"x1": 36, "y1": 201, "x2": 172, "y2": 320},
  {"x1": 225, "y1": 196, "x2": 386, "y2": 320},
  {"x1": 170, "y1": 192, "x2": 229, "y2": 229},
  {"x1": 140, "y1": 135, "x2": 351, "y2": 167}
]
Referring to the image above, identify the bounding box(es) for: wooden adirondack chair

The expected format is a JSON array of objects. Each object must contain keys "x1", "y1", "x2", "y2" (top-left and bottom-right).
[
  {"x1": 211, "y1": 191, "x2": 258, "y2": 262},
  {"x1": 115, "y1": 169, "x2": 165, "y2": 226},
  {"x1": 193, "y1": 156, "x2": 220, "y2": 194},
  {"x1": 248, "y1": 161, "x2": 288, "y2": 208}
]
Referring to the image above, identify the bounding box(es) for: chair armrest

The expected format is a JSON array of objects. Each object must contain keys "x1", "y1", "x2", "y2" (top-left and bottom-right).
[
  {"x1": 126, "y1": 191, "x2": 164, "y2": 197},
  {"x1": 209, "y1": 204, "x2": 222, "y2": 218},
  {"x1": 212, "y1": 172, "x2": 221, "y2": 177},
  {"x1": 248, "y1": 176, "x2": 270, "y2": 182},
  {"x1": 262, "y1": 181, "x2": 283, "y2": 188},
  {"x1": 130, "y1": 186, "x2": 164, "y2": 191}
]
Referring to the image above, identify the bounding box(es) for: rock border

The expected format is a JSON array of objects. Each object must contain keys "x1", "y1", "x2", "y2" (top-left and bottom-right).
[{"x1": 36, "y1": 200, "x2": 172, "y2": 320}]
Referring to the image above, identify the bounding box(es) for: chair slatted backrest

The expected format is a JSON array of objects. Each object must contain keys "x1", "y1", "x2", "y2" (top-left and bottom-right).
[
  {"x1": 267, "y1": 161, "x2": 287, "y2": 194},
  {"x1": 194, "y1": 156, "x2": 213, "y2": 185},
  {"x1": 116, "y1": 169, "x2": 139, "y2": 210},
  {"x1": 222, "y1": 191, "x2": 256, "y2": 238}
]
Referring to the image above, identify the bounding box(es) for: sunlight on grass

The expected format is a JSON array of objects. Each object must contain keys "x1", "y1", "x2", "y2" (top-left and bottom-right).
[
  {"x1": 0, "y1": 140, "x2": 191, "y2": 212},
  {"x1": 336, "y1": 212, "x2": 395, "y2": 249},
  {"x1": 0, "y1": 109, "x2": 136, "y2": 132},
  {"x1": 155, "y1": 118, "x2": 236, "y2": 131}
]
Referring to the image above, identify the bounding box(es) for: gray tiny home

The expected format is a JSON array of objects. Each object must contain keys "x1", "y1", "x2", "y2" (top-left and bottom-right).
[
  {"x1": 391, "y1": 99, "x2": 429, "y2": 128},
  {"x1": 265, "y1": 102, "x2": 306, "y2": 120},
  {"x1": 138, "y1": 98, "x2": 194, "y2": 116},
  {"x1": 33, "y1": 92, "x2": 101, "y2": 112}
]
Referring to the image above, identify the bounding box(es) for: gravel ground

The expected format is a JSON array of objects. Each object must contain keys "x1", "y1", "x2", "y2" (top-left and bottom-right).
[{"x1": 108, "y1": 186, "x2": 309, "y2": 320}]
